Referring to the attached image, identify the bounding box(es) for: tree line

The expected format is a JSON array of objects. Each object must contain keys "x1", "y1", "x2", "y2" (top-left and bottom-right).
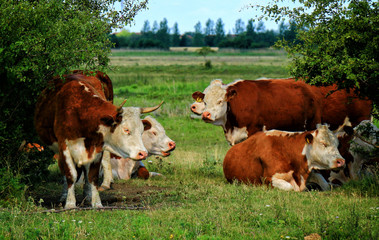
[{"x1": 109, "y1": 18, "x2": 298, "y2": 49}]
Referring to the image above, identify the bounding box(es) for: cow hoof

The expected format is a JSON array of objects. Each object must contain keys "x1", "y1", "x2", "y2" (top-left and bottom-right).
[
  {"x1": 149, "y1": 172, "x2": 165, "y2": 178},
  {"x1": 98, "y1": 185, "x2": 110, "y2": 192},
  {"x1": 64, "y1": 202, "x2": 77, "y2": 209}
]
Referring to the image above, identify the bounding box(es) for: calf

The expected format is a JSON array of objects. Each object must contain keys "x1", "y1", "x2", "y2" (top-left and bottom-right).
[
  {"x1": 35, "y1": 73, "x2": 162, "y2": 208},
  {"x1": 223, "y1": 125, "x2": 345, "y2": 191},
  {"x1": 100, "y1": 116, "x2": 176, "y2": 189}
]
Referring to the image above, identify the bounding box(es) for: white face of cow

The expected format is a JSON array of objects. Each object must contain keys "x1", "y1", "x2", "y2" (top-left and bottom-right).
[
  {"x1": 190, "y1": 79, "x2": 222, "y2": 115},
  {"x1": 100, "y1": 107, "x2": 148, "y2": 161},
  {"x1": 142, "y1": 116, "x2": 176, "y2": 156},
  {"x1": 302, "y1": 125, "x2": 345, "y2": 170},
  {"x1": 201, "y1": 80, "x2": 228, "y2": 126}
]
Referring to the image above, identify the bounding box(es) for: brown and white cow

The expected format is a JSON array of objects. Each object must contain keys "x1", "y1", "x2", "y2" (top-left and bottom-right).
[
  {"x1": 192, "y1": 78, "x2": 371, "y2": 145},
  {"x1": 35, "y1": 73, "x2": 162, "y2": 209},
  {"x1": 196, "y1": 79, "x2": 323, "y2": 145},
  {"x1": 100, "y1": 116, "x2": 176, "y2": 189},
  {"x1": 324, "y1": 120, "x2": 378, "y2": 186},
  {"x1": 223, "y1": 125, "x2": 346, "y2": 191}
]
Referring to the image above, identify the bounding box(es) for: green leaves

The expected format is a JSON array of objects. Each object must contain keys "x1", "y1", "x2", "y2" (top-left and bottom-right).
[{"x1": 252, "y1": 0, "x2": 379, "y2": 113}]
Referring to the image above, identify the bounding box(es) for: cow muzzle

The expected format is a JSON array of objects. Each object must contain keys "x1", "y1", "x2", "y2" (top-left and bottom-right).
[
  {"x1": 191, "y1": 104, "x2": 200, "y2": 114},
  {"x1": 202, "y1": 111, "x2": 213, "y2": 122},
  {"x1": 332, "y1": 158, "x2": 345, "y2": 170},
  {"x1": 161, "y1": 141, "x2": 176, "y2": 157},
  {"x1": 134, "y1": 151, "x2": 148, "y2": 160}
]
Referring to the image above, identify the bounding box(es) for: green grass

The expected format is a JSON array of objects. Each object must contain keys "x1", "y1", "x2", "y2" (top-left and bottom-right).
[{"x1": 1, "y1": 50, "x2": 378, "y2": 239}]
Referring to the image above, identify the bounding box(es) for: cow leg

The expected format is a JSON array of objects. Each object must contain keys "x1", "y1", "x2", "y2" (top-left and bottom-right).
[
  {"x1": 82, "y1": 167, "x2": 92, "y2": 205},
  {"x1": 99, "y1": 151, "x2": 112, "y2": 191},
  {"x1": 59, "y1": 147, "x2": 78, "y2": 209},
  {"x1": 59, "y1": 176, "x2": 68, "y2": 203},
  {"x1": 88, "y1": 160, "x2": 103, "y2": 208},
  {"x1": 306, "y1": 171, "x2": 331, "y2": 191},
  {"x1": 271, "y1": 178, "x2": 295, "y2": 191}
]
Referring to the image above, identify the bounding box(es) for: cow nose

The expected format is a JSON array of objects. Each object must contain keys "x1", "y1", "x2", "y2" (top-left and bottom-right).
[
  {"x1": 137, "y1": 151, "x2": 148, "y2": 160},
  {"x1": 168, "y1": 141, "x2": 176, "y2": 150},
  {"x1": 202, "y1": 111, "x2": 211, "y2": 120},
  {"x1": 336, "y1": 158, "x2": 345, "y2": 168},
  {"x1": 191, "y1": 104, "x2": 197, "y2": 112}
]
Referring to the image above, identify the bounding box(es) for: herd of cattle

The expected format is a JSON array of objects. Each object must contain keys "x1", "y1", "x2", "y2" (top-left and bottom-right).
[
  {"x1": 33, "y1": 71, "x2": 377, "y2": 209},
  {"x1": 190, "y1": 78, "x2": 377, "y2": 191}
]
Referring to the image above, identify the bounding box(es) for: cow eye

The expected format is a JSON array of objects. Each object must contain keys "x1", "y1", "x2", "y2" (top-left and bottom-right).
[
  {"x1": 124, "y1": 128, "x2": 130, "y2": 135},
  {"x1": 217, "y1": 100, "x2": 222, "y2": 104},
  {"x1": 152, "y1": 131, "x2": 157, "y2": 136}
]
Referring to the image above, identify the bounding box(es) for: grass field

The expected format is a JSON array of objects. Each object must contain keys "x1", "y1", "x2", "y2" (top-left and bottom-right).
[{"x1": 1, "y1": 49, "x2": 378, "y2": 240}]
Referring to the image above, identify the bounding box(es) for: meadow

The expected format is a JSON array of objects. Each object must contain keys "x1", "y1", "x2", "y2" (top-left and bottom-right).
[{"x1": 0, "y1": 49, "x2": 378, "y2": 240}]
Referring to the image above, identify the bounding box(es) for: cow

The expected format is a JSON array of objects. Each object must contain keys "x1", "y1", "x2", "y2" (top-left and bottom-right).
[
  {"x1": 100, "y1": 115, "x2": 176, "y2": 190},
  {"x1": 196, "y1": 79, "x2": 323, "y2": 145},
  {"x1": 223, "y1": 124, "x2": 347, "y2": 191},
  {"x1": 326, "y1": 120, "x2": 378, "y2": 186},
  {"x1": 34, "y1": 73, "x2": 162, "y2": 209},
  {"x1": 191, "y1": 78, "x2": 371, "y2": 145}
]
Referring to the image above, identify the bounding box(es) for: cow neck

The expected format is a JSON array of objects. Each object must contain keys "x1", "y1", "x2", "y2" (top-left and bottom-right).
[{"x1": 223, "y1": 103, "x2": 237, "y2": 132}]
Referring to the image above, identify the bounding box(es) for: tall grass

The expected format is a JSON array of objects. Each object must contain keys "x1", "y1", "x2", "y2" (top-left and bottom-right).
[{"x1": 1, "y1": 50, "x2": 377, "y2": 239}]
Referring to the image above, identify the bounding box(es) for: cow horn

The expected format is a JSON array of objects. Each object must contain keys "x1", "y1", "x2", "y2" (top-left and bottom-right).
[
  {"x1": 140, "y1": 101, "x2": 164, "y2": 114},
  {"x1": 117, "y1": 99, "x2": 127, "y2": 112}
]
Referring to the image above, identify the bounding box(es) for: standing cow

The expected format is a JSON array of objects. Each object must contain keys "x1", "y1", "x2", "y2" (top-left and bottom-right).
[
  {"x1": 223, "y1": 125, "x2": 347, "y2": 191},
  {"x1": 35, "y1": 73, "x2": 162, "y2": 209},
  {"x1": 191, "y1": 78, "x2": 371, "y2": 145},
  {"x1": 195, "y1": 79, "x2": 323, "y2": 145},
  {"x1": 100, "y1": 116, "x2": 176, "y2": 189}
]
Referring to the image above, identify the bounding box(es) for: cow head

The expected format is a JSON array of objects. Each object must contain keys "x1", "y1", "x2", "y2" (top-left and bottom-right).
[
  {"x1": 201, "y1": 79, "x2": 228, "y2": 126},
  {"x1": 142, "y1": 116, "x2": 176, "y2": 156},
  {"x1": 191, "y1": 79, "x2": 222, "y2": 115},
  {"x1": 191, "y1": 91, "x2": 206, "y2": 115},
  {"x1": 99, "y1": 102, "x2": 163, "y2": 161},
  {"x1": 302, "y1": 124, "x2": 346, "y2": 170}
]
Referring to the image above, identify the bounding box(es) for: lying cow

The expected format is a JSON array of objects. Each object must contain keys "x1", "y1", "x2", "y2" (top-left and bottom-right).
[
  {"x1": 100, "y1": 116, "x2": 176, "y2": 190},
  {"x1": 323, "y1": 120, "x2": 378, "y2": 187},
  {"x1": 35, "y1": 73, "x2": 162, "y2": 209},
  {"x1": 191, "y1": 78, "x2": 371, "y2": 145},
  {"x1": 223, "y1": 125, "x2": 347, "y2": 191}
]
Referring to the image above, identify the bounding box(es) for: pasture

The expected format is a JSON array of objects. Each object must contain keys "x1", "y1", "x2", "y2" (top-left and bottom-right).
[{"x1": 1, "y1": 49, "x2": 378, "y2": 239}]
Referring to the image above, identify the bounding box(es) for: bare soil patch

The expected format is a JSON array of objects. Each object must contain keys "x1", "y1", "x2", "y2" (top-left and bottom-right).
[{"x1": 30, "y1": 181, "x2": 167, "y2": 210}]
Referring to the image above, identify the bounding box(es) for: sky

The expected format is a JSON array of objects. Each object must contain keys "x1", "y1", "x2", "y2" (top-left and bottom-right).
[{"x1": 122, "y1": 0, "x2": 297, "y2": 34}]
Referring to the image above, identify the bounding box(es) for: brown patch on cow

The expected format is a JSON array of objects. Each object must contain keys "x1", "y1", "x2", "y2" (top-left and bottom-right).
[{"x1": 137, "y1": 166, "x2": 150, "y2": 179}]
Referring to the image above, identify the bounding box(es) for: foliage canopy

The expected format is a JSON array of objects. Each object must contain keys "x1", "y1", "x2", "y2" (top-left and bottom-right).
[
  {"x1": 0, "y1": 0, "x2": 148, "y2": 187},
  {"x1": 252, "y1": 0, "x2": 379, "y2": 112}
]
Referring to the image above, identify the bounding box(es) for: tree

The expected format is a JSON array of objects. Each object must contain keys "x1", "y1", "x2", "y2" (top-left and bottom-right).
[
  {"x1": 157, "y1": 18, "x2": 170, "y2": 49},
  {"x1": 152, "y1": 20, "x2": 159, "y2": 33},
  {"x1": 193, "y1": 21, "x2": 205, "y2": 46},
  {"x1": 252, "y1": 0, "x2": 379, "y2": 115},
  {"x1": 0, "y1": 0, "x2": 148, "y2": 193},
  {"x1": 171, "y1": 22, "x2": 181, "y2": 47},
  {"x1": 204, "y1": 19, "x2": 215, "y2": 35},
  {"x1": 141, "y1": 20, "x2": 151, "y2": 33},
  {"x1": 204, "y1": 19, "x2": 215, "y2": 46},
  {"x1": 234, "y1": 19, "x2": 245, "y2": 35},
  {"x1": 215, "y1": 18, "x2": 226, "y2": 46}
]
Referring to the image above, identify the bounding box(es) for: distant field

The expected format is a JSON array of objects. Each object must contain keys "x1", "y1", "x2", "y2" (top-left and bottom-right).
[{"x1": 1, "y1": 50, "x2": 377, "y2": 240}]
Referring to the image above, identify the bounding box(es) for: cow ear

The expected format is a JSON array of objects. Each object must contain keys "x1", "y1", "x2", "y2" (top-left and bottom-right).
[
  {"x1": 142, "y1": 119, "x2": 152, "y2": 131},
  {"x1": 101, "y1": 115, "x2": 115, "y2": 126},
  {"x1": 343, "y1": 126, "x2": 354, "y2": 136},
  {"x1": 192, "y1": 91, "x2": 205, "y2": 101},
  {"x1": 305, "y1": 134, "x2": 313, "y2": 144},
  {"x1": 226, "y1": 88, "x2": 237, "y2": 101}
]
